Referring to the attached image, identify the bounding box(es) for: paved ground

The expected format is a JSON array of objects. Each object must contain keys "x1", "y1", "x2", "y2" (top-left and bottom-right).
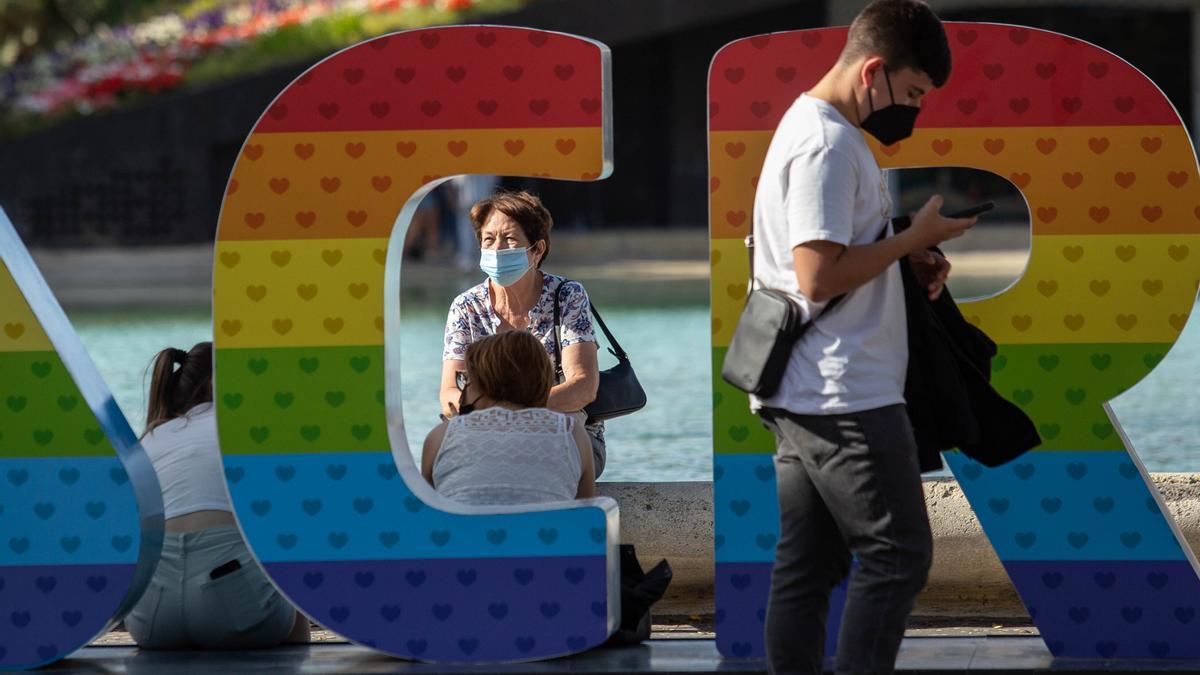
[
  {"x1": 88, "y1": 615, "x2": 1040, "y2": 648},
  {"x1": 51, "y1": 636, "x2": 1200, "y2": 673}
]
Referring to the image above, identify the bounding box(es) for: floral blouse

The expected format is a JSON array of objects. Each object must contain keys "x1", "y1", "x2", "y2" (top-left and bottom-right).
[{"x1": 443, "y1": 273, "x2": 605, "y2": 440}]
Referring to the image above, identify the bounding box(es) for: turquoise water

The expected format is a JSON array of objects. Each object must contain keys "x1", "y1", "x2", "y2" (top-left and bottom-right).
[
  {"x1": 67, "y1": 293, "x2": 712, "y2": 483},
  {"x1": 66, "y1": 283, "x2": 1200, "y2": 481}
]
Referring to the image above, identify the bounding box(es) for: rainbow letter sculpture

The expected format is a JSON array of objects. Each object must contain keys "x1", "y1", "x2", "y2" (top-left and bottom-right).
[
  {"x1": 211, "y1": 26, "x2": 618, "y2": 662},
  {"x1": 7, "y1": 18, "x2": 1200, "y2": 669},
  {"x1": 0, "y1": 208, "x2": 163, "y2": 670},
  {"x1": 710, "y1": 23, "x2": 1200, "y2": 659}
]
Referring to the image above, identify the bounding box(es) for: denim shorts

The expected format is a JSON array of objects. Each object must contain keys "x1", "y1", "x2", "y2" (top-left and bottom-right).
[{"x1": 125, "y1": 525, "x2": 296, "y2": 649}]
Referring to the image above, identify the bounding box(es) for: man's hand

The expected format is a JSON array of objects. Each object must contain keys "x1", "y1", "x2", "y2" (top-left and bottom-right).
[
  {"x1": 908, "y1": 248, "x2": 951, "y2": 300},
  {"x1": 907, "y1": 195, "x2": 975, "y2": 250},
  {"x1": 792, "y1": 193, "x2": 969, "y2": 304}
]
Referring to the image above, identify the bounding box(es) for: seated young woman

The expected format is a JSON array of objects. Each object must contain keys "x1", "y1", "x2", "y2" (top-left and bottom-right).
[
  {"x1": 125, "y1": 342, "x2": 310, "y2": 649},
  {"x1": 422, "y1": 330, "x2": 596, "y2": 505}
]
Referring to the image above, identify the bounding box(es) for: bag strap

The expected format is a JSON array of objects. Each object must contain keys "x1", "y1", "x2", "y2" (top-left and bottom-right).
[
  {"x1": 745, "y1": 220, "x2": 890, "y2": 317},
  {"x1": 745, "y1": 234, "x2": 755, "y2": 297},
  {"x1": 554, "y1": 279, "x2": 626, "y2": 377},
  {"x1": 553, "y1": 281, "x2": 564, "y2": 376},
  {"x1": 587, "y1": 302, "x2": 627, "y2": 359}
]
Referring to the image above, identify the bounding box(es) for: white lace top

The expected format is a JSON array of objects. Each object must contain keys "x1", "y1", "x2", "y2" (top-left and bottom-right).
[{"x1": 432, "y1": 407, "x2": 581, "y2": 506}]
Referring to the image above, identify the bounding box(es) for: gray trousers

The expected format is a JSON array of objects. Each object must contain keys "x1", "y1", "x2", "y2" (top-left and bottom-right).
[
  {"x1": 126, "y1": 525, "x2": 296, "y2": 649},
  {"x1": 760, "y1": 404, "x2": 932, "y2": 675}
]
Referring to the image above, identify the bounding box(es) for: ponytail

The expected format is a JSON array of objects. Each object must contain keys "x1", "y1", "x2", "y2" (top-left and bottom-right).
[{"x1": 144, "y1": 342, "x2": 213, "y2": 436}]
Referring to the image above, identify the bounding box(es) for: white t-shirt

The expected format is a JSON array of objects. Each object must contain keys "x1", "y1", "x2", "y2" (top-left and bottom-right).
[
  {"x1": 749, "y1": 94, "x2": 907, "y2": 415},
  {"x1": 139, "y1": 404, "x2": 232, "y2": 519}
]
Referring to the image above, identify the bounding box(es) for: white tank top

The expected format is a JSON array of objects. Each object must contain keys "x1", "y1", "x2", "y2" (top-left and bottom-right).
[
  {"x1": 139, "y1": 404, "x2": 232, "y2": 519},
  {"x1": 432, "y1": 407, "x2": 581, "y2": 506}
]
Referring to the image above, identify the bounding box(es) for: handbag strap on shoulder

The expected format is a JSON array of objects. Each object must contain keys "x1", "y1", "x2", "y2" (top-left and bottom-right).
[
  {"x1": 744, "y1": 234, "x2": 755, "y2": 301},
  {"x1": 553, "y1": 280, "x2": 564, "y2": 376}
]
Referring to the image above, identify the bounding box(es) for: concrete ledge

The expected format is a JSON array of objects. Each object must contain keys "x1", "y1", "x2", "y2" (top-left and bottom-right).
[
  {"x1": 597, "y1": 482, "x2": 714, "y2": 614},
  {"x1": 598, "y1": 475, "x2": 1200, "y2": 617}
]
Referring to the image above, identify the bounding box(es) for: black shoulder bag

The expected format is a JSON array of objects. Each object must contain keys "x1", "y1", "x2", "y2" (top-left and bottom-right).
[
  {"x1": 605, "y1": 544, "x2": 673, "y2": 646},
  {"x1": 553, "y1": 280, "x2": 647, "y2": 423},
  {"x1": 721, "y1": 227, "x2": 885, "y2": 398}
]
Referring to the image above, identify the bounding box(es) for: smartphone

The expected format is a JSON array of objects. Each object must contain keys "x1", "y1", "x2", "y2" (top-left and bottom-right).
[
  {"x1": 891, "y1": 200, "x2": 994, "y2": 232},
  {"x1": 209, "y1": 558, "x2": 242, "y2": 580},
  {"x1": 946, "y1": 201, "x2": 995, "y2": 219}
]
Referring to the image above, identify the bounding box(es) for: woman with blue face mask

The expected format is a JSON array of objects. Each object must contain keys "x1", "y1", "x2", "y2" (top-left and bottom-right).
[{"x1": 440, "y1": 190, "x2": 607, "y2": 477}]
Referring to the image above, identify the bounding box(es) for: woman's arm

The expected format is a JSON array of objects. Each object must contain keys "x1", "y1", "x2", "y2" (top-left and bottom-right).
[
  {"x1": 439, "y1": 359, "x2": 467, "y2": 418},
  {"x1": 441, "y1": 294, "x2": 476, "y2": 417},
  {"x1": 571, "y1": 416, "x2": 596, "y2": 498},
  {"x1": 421, "y1": 422, "x2": 449, "y2": 487},
  {"x1": 548, "y1": 341, "x2": 599, "y2": 413}
]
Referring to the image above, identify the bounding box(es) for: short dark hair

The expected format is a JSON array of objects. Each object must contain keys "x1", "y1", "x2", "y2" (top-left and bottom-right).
[
  {"x1": 469, "y1": 190, "x2": 554, "y2": 268},
  {"x1": 841, "y1": 0, "x2": 951, "y2": 88},
  {"x1": 466, "y1": 331, "x2": 554, "y2": 408}
]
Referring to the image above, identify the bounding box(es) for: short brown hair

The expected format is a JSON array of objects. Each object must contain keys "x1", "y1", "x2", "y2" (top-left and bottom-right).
[
  {"x1": 469, "y1": 190, "x2": 554, "y2": 268},
  {"x1": 841, "y1": 0, "x2": 951, "y2": 88},
  {"x1": 465, "y1": 331, "x2": 554, "y2": 408}
]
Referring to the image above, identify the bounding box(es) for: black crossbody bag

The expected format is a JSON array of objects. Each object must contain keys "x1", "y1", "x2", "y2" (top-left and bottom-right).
[
  {"x1": 721, "y1": 227, "x2": 886, "y2": 397},
  {"x1": 553, "y1": 280, "x2": 647, "y2": 423}
]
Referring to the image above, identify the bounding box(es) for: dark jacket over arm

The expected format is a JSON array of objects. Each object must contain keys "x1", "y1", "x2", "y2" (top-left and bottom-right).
[{"x1": 899, "y1": 252, "x2": 1042, "y2": 473}]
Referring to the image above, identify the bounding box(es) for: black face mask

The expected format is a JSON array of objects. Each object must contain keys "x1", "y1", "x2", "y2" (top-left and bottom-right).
[
  {"x1": 860, "y1": 67, "x2": 920, "y2": 146},
  {"x1": 458, "y1": 386, "x2": 483, "y2": 416}
]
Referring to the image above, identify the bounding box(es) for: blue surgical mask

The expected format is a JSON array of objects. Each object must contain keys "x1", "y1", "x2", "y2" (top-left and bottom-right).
[{"x1": 480, "y1": 247, "x2": 531, "y2": 287}]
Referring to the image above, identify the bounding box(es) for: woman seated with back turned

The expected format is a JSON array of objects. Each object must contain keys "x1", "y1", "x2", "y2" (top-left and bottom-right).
[
  {"x1": 125, "y1": 342, "x2": 309, "y2": 649},
  {"x1": 423, "y1": 330, "x2": 596, "y2": 505}
]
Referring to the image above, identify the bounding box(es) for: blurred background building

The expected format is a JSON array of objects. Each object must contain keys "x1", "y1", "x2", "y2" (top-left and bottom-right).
[{"x1": 0, "y1": 0, "x2": 1194, "y2": 246}]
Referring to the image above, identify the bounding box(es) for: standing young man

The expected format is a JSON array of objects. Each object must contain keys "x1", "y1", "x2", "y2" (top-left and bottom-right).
[{"x1": 751, "y1": 2, "x2": 976, "y2": 673}]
